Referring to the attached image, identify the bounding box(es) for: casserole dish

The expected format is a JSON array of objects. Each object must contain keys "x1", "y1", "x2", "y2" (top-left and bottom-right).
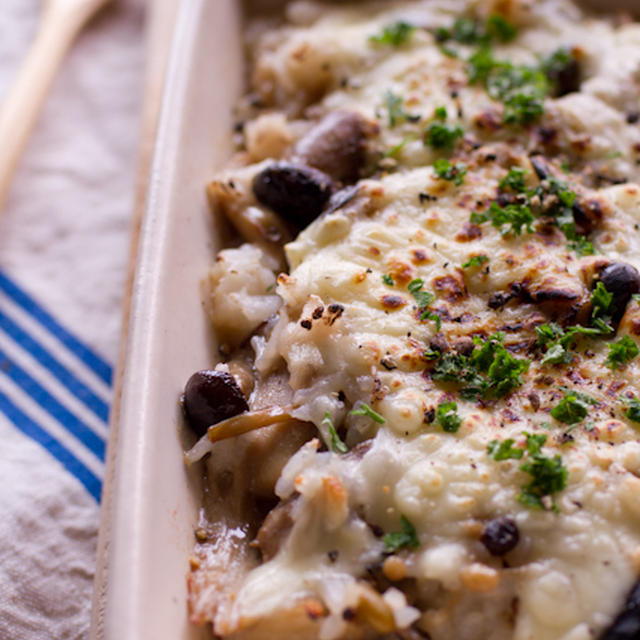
[{"x1": 91, "y1": 1, "x2": 640, "y2": 639}]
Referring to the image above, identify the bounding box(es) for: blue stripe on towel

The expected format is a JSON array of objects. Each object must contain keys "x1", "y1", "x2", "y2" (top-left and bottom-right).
[
  {"x1": 0, "y1": 348, "x2": 106, "y2": 460},
  {"x1": 0, "y1": 389, "x2": 102, "y2": 501},
  {"x1": 0, "y1": 308, "x2": 110, "y2": 422},
  {"x1": 0, "y1": 270, "x2": 113, "y2": 385}
]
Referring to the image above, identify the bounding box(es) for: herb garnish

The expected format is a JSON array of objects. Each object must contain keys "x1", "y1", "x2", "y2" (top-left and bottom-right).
[
  {"x1": 551, "y1": 389, "x2": 597, "y2": 425},
  {"x1": 470, "y1": 201, "x2": 534, "y2": 236},
  {"x1": 383, "y1": 515, "x2": 420, "y2": 551},
  {"x1": 383, "y1": 90, "x2": 419, "y2": 127},
  {"x1": 436, "y1": 14, "x2": 517, "y2": 45},
  {"x1": 591, "y1": 281, "x2": 613, "y2": 321},
  {"x1": 498, "y1": 166, "x2": 528, "y2": 192},
  {"x1": 518, "y1": 432, "x2": 568, "y2": 511},
  {"x1": 322, "y1": 412, "x2": 348, "y2": 454},
  {"x1": 382, "y1": 274, "x2": 394, "y2": 286},
  {"x1": 535, "y1": 321, "x2": 610, "y2": 366},
  {"x1": 462, "y1": 255, "x2": 489, "y2": 269},
  {"x1": 350, "y1": 402, "x2": 386, "y2": 424},
  {"x1": 425, "y1": 121, "x2": 464, "y2": 149},
  {"x1": 606, "y1": 336, "x2": 639, "y2": 370},
  {"x1": 433, "y1": 158, "x2": 467, "y2": 185},
  {"x1": 622, "y1": 396, "x2": 640, "y2": 423},
  {"x1": 436, "y1": 401, "x2": 462, "y2": 433},
  {"x1": 487, "y1": 438, "x2": 523, "y2": 460},
  {"x1": 407, "y1": 278, "x2": 441, "y2": 329},
  {"x1": 431, "y1": 332, "x2": 529, "y2": 399},
  {"x1": 370, "y1": 21, "x2": 416, "y2": 47}
]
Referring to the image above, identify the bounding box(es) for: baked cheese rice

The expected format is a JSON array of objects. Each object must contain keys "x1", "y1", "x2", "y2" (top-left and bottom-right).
[{"x1": 181, "y1": 1, "x2": 640, "y2": 638}]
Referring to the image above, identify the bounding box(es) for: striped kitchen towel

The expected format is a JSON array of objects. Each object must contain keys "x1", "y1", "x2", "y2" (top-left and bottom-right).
[{"x1": 0, "y1": 0, "x2": 144, "y2": 638}]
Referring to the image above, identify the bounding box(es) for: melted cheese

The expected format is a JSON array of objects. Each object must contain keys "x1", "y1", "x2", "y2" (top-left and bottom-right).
[{"x1": 194, "y1": 1, "x2": 640, "y2": 639}]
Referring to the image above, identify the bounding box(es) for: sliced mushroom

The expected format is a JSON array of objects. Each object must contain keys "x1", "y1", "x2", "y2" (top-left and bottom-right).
[
  {"x1": 254, "y1": 499, "x2": 295, "y2": 562},
  {"x1": 294, "y1": 110, "x2": 371, "y2": 183},
  {"x1": 207, "y1": 407, "x2": 294, "y2": 443}
]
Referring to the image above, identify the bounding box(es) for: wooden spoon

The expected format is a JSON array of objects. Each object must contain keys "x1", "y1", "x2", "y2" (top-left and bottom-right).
[{"x1": 0, "y1": 0, "x2": 111, "y2": 211}]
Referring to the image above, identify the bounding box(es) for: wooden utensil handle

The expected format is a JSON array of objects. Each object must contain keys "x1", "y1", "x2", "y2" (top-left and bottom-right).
[{"x1": 0, "y1": 1, "x2": 101, "y2": 212}]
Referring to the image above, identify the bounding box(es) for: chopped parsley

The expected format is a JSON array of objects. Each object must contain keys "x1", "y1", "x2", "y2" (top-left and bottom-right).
[
  {"x1": 350, "y1": 402, "x2": 386, "y2": 424},
  {"x1": 383, "y1": 90, "x2": 418, "y2": 128},
  {"x1": 470, "y1": 201, "x2": 534, "y2": 236},
  {"x1": 321, "y1": 412, "x2": 348, "y2": 454},
  {"x1": 535, "y1": 322, "x2": 609, "y2": 365},
  {"x1": 568, "y1": 237, "x2": 595, "y2": 256},
  {"x1": 383, "y1": 515, "x2": 420, "y2": 552},
  {"x1": 498, "y1": 166, "x2": 528, "y2": 193},
  {"x1": 633, "y1": 293, "x2": 640, "y2": 304},
  {"x1": 436, "y1": 14, "x2": 517, "y2": 45},
  {"x1": 424, "y1": 121, "x2": 464, "y2": 149},
  {"x1": 407, "y1": 278, "x2": 439, "y2": 329},
  {"x1": 384, "y1": 134, "x2": 415, "y2": 158},
  {"x1": 622, "y1": 396, "x2": 640, "y2": 423},
  {"x1": 431, "y1": 332, "x2": 529, "y2": 399},
  {"x1": 518, "y1": 432, "x2": 568, "y2": 510},
  {"x1": 486, "y1": 14, "x2": 518, "y2": 42},
  {"x1": 370, "y1": 21, "x2": 416, "y2": 47},
  {"x1": 462, "y1": 255, "x2": 489, "y2": 269},
  {"x1": 606, "y1": 336, "x2": 639, "y2": 370},
  {"x1": 433, "y1": 158, "x2": 467, "y2": 185},
  {"x1": 551, "y1": 389, "x2": 597, "y2": 425},
  {"x1": 591, "y1": 281, "x2": 614, "y2": 321},
  {"x1": 487, "y1": 438, "x2": 524, "y2": 460},
  {"x1": 382, "y1": 274, "x2": 394, "y2": 286},
  {"x1": 436, "y1": 401, "x2": 462, "y2": 433}
]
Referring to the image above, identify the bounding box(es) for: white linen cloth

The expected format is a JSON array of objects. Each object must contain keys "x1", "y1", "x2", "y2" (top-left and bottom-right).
[{"x1": 0, "y1": 1, "x2": 144, "y2": 637}]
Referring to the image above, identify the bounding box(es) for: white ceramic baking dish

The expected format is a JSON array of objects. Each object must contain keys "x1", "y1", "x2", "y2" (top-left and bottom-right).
[{"x1": 90, "y1": 0, "x2": 640, "y2": 639}]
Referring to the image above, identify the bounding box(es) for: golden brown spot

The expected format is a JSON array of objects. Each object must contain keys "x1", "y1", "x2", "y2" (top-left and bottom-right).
[
  {"x1": 432, "y1": 273, "x2": 467, "y2": 302},
  {"x1": 368, "y1": 246, "x2": 381, "y2": 257},
  {"x1": 304, "y1": 599, "x2": 327, "y2": 621},
  {"x1": 473, "y1": 109, "x2": 502, "y2": 132},
  {"x1": 381, "y1": 294, "x2": 407, "y2": 310},
  {"x1": 457, "y1": 193, "x2": 475, "y2": 209},
  {"x1": 354, "y1": 271, "x2": 367, "y2": 284},
  {"x1": 504, "y1": 254, "x2": 518, "y2": 267},
  {"x1": 570, "y1": 135, "x2": 591, "y2": 153},
  {"x1": 387, "y1": 258, "x2": 416, "y2": 285},
  {"x1": 456, "y1": 222, "x2": 483, "y2": 242},
  {"x1": 411, "y1": 248, "x2": 431, "y2": 264}
]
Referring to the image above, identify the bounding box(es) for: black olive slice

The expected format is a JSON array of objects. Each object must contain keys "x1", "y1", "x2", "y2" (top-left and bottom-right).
[
  {"x1": 600, "y1": 579, "x2": 640, "y2": 640},
  {"x1": 253, "y1": 163, "x2": 333, "y2": 228},
  {"x1": 481, "y1": 517, "x2": 520, "y2": 556},
  {"x1": 183, "y1": 370, "x2": 249, "y2": 437},
  {"x1": 596, "y1": 262, "x2": 640, "y2": 325}
]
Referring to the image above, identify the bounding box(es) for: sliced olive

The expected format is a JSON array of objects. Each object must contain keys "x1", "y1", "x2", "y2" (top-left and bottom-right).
[
  {"x1": 548, "y1": 57, "x2": 581, "y2": 97},
  {"x1": 253, "y1": 163, "x2": 333, "y2": 228},
  {"x1": 597, "y1": 262, "x2": 640, "y2": 324},
  {"x1": 183, "y1": 370, "x2": 249, "y2": 437},
  {"x1": 295, "y1": 110, "x2": 369, "y2": 183},
  {"x1": 600, "y1": 579, "x2": 640, "y2": 640},
  {"x1": 481, "y1": 517, "x2": 519, "y2": 556}
]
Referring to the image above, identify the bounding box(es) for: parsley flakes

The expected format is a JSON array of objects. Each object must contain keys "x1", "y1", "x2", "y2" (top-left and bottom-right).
[
  {"x1": 606, "y1": 336, "x2": 639, "y2": 370},
  {"x1": 433, "y1": 158, "x2": 467, "y2": 185},
  {"x1": 321, "y1": 412, "x2": 348, "y2": 454},
  {"x1": 436, "y1": 401, "x2": 462, "y2": 433},
  {"x1": 369, "y1": 21, "x2": 416, "y2": 47},
  {"x1": 350, "y1": 403, "x2": 386, "y2": 424},
  {"x1": 407, "y1": 278, "x2": 441, "y2": 329},
  {"x1": 470, "y1": 202, "x2": 534, "y2": 236},
  {"x1": 551, "y1": 389, "x2": 597, "y2": 425},
  {"x1": 622, "y1": 396, "x2": 640, "y2": 424},
  {"x1": 431, "y1": 333, "x2": 529, "y2": 399},
  {"x1": 518, "y1": 433, "x2": 568, "y2": 511},
  {"x1": 382, "y1": 274, "x2": 394, "y2": 286},
  {"x1": 462, "y1": 255, "x2": 489, "y2": 269},
  {"x1": 487, "y1": 438, "x2": 523, "y2": 460},
  {"x1": 383, "y1": 515, "x2": 420, "y2": 552},
  {"x1": 383, "y1": 90, "x2": 419, "y2": 128}
]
